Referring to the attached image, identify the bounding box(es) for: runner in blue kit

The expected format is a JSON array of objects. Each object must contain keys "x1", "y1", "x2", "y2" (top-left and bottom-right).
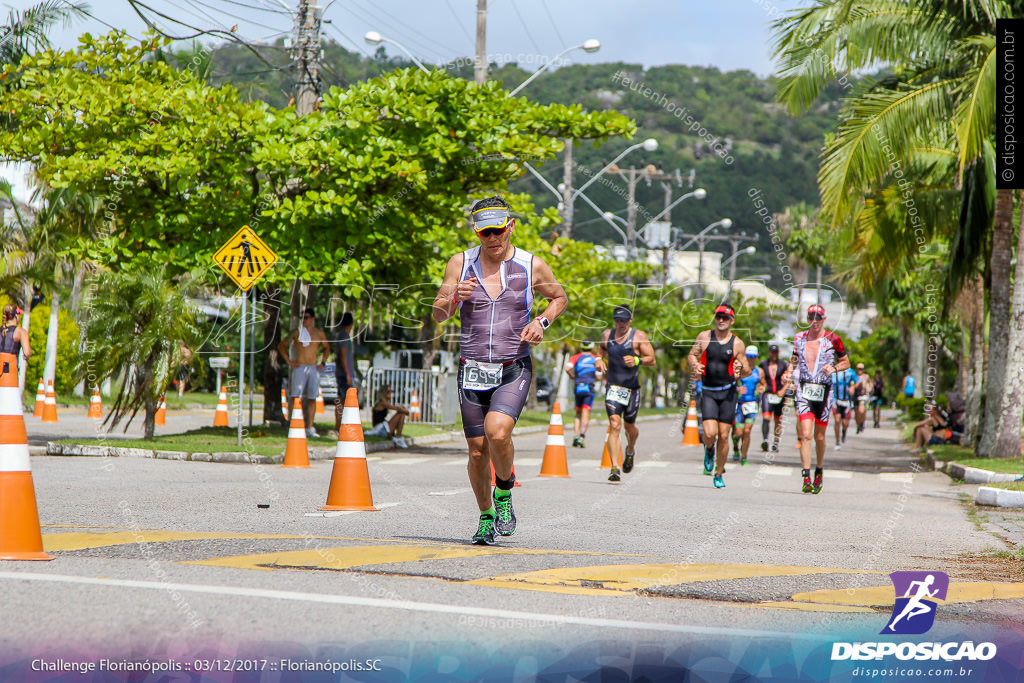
[
  {"x1": 600, "y1": 305, "x2": 656, "y2": 482},
  {"x1": 781, "y1": 304, "x2": 851, "y2": 494},
  {"x1": 687, "y1": 304, "x2": 753, "y2": 489},
  {"x1": 566, "y1": 342, "x2": 601, "y2": 448},
  {"x1": 432, "y1": 197, "x2": 567, "y2": 545},
  {"x1": 831, "y1": 366, "x2": 857, "y2": 450},
  {"x1": 732, "y1": 346, "x2": 761, "y2": 466}
]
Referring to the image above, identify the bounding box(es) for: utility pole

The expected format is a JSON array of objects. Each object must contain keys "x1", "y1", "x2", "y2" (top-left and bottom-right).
[
  {"x1": 609, "y1": 166, "x2": 677, "y2": 261},
  {"x1": 661, "y1": 181, "x2": 672, "y2": 287},
  {"x1": 475, "y1": 0, "x2": 487, "y2": 85},
  {"x1": 294, "y1": 0, "x2": 322, "y2": 115}
]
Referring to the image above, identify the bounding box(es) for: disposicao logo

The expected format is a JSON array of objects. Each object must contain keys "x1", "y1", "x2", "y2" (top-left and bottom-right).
[
  {"x1": 883, "y1": 570, "x2": 948, "y2": 635},
  {"x1": 831, "y1": 570, "x2": 997, "y2": 663}
]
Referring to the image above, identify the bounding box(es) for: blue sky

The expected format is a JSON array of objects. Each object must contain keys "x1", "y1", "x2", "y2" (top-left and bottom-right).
[{"x1": 28, "y1": 0, "x2": 810, "y2": 76}]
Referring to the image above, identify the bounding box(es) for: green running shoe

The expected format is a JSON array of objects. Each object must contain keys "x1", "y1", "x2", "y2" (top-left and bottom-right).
[
  {"x1": 703, "y1": 448, "x2": 714, "y2": 475},
  {"x1": 812, "y1": 472, "x2": 823, "y2": 494},
  {"x1": 472, "y1": 513, "x2": 496, "y2": 545},
  {"x1": 713, "y1": 474, "x2": 725, "y2": 488},
  {"x1": 622, "y1": 452, "x2": 634, "y2": 473},
  {"x1": 608, "y1": 467, "x2": 621, "y2": 482},
  {"x1": 802, "y1": 476, "x2": 813, "y2": 493},
  {"x1": 492, "y1": 489, "x2": 516, "y2": 536},
  {"x1": 572, "y1": 436, "x2": 584, "y2": 448},
  {"x1": 741, "y1": 457, "x2": 748, "y2": 466}
]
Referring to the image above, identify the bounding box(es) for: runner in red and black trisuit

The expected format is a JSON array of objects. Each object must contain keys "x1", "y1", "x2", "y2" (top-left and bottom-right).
[
  {"x1": 600, "y1": 305, "x2": 656, "y2": 482},
  {"x1": 686, "y1": 304, "x2": 753, "y2": 489},
  {"x1": 758, "y1": 342, "x2": 789, "y2": 453}
]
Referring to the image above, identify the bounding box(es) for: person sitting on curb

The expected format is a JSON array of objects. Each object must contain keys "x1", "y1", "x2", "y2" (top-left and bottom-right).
[
  {"x1": 911, "y1": 403, "x2": 947, "y2": 454},
  {"x1": 366, "y1": 386, "x2": 410, "y2": 448}
]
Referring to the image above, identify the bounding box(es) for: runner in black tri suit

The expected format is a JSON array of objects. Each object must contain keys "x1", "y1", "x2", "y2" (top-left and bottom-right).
[
  {"x1": 0, "y1": 304, "x2": 30, "y2": 374},
  {"x1": 599, "y1": 305, "x2": 656, "y2": 482},
  {"x1": 432, "y1": 197, "x2": 567, "y2": 545},
  {"x1": 687, "y1": 304, "x2": 753, "y2": 489}
]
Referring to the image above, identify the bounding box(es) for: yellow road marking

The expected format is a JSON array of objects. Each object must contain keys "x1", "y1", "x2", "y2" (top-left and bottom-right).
[
  {"x1": 43, "y1": 532, "x2": 308, "y2": 552},
  {"x1": 187, "y1": 544, "x2": 570, "y2": 571},
  {"x1": 791, "y1": 582, "x2": 1024, "y2": 607},
  {"x1": 467, "y1": 563, "x2": 876, "y2": 596},
  {"x1": 747, "y1": 601, "x2": 876, "y2": 613}
]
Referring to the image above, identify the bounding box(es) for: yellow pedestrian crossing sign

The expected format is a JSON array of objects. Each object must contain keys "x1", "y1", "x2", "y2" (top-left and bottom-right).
[{"x1": 214, "y1": 226, "x2": 278, "y2": 291}]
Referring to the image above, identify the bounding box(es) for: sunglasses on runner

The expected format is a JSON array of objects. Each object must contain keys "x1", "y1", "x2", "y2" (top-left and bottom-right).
[
  {"x1": 714, "y1": 313, "x2": 733, "y2": 321},
  {"x1": 807, "y1": 313, "x2": 824, "y2": 321},
  {"x1": 476, "y1": 225, "x2": 509, "y2": 238}
]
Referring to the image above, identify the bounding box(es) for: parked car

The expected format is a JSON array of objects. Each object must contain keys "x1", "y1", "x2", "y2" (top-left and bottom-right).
[{"x1": 536, "y1": 376, "x2": 553, "y2": 407}]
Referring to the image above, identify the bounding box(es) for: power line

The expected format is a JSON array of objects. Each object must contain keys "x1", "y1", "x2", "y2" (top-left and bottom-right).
[
  {"x1": 182, "y1": 0, "x2": 288, "y2": 33},
  {"x1": 355, "y1": 0, "x2": 454, "y2": 57},
  {"x1": 215, "y1": 0, "x2": 291, "y2": 15},
  {"x1": 325, "y1": 23, "x2": 371, "y2": 58},
  {"x1": 65, "y1": 0, "x2": 143, "y2": 41},
  {"x1": 539, "y1": 0, "x2": 565, "y2": 49},
  {"x1": 509, "y1": 0, "x2": 542, "y2": 57},
  {"x1": 334, "y1": 1, "x2": 446, "y2": 61},
  {"x1": 445, "y1": 0, "x2": 473, "y2": 48}
]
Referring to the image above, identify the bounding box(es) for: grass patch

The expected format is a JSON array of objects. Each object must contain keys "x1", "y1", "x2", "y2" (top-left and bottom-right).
[
  {"x1": 986, "y1": 481, "x2": 1024, "y2": 491},
  {"x1": 952, "y1": 457, "x2": 1024, "y2": 474},
  {"x1": 929, "y1": 444, "x2": 978, "y2": 461}
]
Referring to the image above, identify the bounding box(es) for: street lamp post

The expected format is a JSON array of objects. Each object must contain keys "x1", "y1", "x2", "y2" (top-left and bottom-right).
[
  {"x1": 724, "y1": 245, "x2": 758, "y2": 299},
  {"x1": 509, "y1": 39, "x2": 600, "y2": 96},
  {"x1": 364, "y1": 31, "x2": 430, "y2": 73}
]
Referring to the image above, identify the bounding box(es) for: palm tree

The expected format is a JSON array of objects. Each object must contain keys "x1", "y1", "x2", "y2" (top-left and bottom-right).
[
  {"x1": 773, "y1": 0, "x2": 1021, "y2": 456},
  {"x1": 76, "y1": 266, "x2": 207, "y2": 439},
  {"x1": 1, "y1": 1, "x2": 87, "y2": 66}
]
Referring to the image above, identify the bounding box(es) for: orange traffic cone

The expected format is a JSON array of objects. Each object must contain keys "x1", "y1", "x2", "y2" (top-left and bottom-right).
[
  {"x1": 489, "y1": 461, "x2": 522, "y2": 487},
  {"x1": 213, "y1": 387, "x2": 229, "y2": 427},
  {"x1": 409, "y1": 390, "x2": 421, "y2": 422},
  {"x1": 87, "y1": 386, "x2": 103, "y2": 419},
  {"x1": 41, "y1": 379, "x2": 58, "y2": 423},
  {"x1": 32, "y1": 379, "x2": 44, "y2": 418},
  {"x1": 155, "y1": 395, "x2": 166, "y2": 426},
  {"x1": 280, "y1": 387, "x2": 287, "y2": 415},
  {"x1": 0, "y1": 352, "x2": 53, "y2": 560},
  {"x1": 315, "y1": 389, "x2": 325, "y2": 415},
  {"x1": 599, "y1": 426, "x2": 614, "y2": 469},
  {"x1": 283, "y1": 397, "x2": 311, "y2": 468},
  {"x1": 322, "y1": 388, "x2": 376, "y2": 510},
  {"x1": 539, "y1": 401, "x2": 569, "y2": 478},
  {"x1": 681, "y1": 399, "x2": 701, "y2": 446}
]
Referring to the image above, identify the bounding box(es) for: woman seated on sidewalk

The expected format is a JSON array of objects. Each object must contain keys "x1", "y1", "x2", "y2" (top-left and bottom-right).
[
  {"x1": 911, "y1": 403, "x2": 947, "y2": 453},
  {"x1": 365, "y1": 386, "x2": 410, "y2": 448}
]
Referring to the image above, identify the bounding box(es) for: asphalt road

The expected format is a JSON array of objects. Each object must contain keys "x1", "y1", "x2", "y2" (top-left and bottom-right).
[{"x1": 2, "y1": 411, "x2": 1020, "y2": 679}]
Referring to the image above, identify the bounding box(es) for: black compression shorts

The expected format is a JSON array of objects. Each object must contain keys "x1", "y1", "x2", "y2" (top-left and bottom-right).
[
  {"x1": 701, "y1": 385, "x2": 737, "y2": 425},
  {"x1": 605, "y1": 386, "x2": 640, "y2": 424},
  {"x1": 458, "y1": 356, "x2": 533, "y2": 438}
]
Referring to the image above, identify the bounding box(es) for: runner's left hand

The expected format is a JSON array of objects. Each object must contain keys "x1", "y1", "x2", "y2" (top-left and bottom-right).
[{"x1": 520, "y1": 320, "x2": 544, "y2": 344}]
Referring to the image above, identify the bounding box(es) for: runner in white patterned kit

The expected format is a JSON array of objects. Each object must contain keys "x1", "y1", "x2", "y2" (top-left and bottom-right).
[
  {"x1": 781, "y1": 304, "x2": 851, "y2": 495},
  {"x1": 432, "y1": 197, "x2": 567, "y2": 545}
]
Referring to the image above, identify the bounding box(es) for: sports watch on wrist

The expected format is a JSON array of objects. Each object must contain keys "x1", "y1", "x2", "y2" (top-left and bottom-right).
[{"x1": 538, "y1": 316, "x2": 550, "y2": 330}]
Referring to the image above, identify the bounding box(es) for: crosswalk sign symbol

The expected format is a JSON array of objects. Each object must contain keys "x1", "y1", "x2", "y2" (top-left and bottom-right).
[{"x1": 214, "y1": 226, "x2": 278, "y2": 291}]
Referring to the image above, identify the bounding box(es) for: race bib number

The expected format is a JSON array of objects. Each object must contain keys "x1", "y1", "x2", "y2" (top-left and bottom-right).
[
  {"x1": 462, "y1": 360, "x2": 503, "y2": 391},
  {"x1": 835, "y1": 399, "x2": 850, "y2": 408},
  {"x1": 607, "y1": 385, "x2": 631, "y2": 406},
  {"x1": 576, "y1": 383, "x2": 591, "y2": 394},
  {"x1": 801, "y1": 383, "x2": 826, "y2": 402},
  {"x1": 741, "y1": 401, "x2": 758, "y2": 416},
  {"x1": 767, "y1": 393, "x2": 783, "y2": 405}
]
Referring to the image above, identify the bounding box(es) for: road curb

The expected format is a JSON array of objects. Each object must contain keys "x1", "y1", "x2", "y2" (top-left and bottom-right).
[
  {"x1": 943, "y1": 461, "x2": 1020, "y2": 484},
  {"x1": 975, "y1": 486, "x2": 1024, "y2": 508}
]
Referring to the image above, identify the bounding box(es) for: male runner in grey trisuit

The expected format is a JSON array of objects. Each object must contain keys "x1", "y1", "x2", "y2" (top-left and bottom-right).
[
  {"x1": 599, "y1": 305, "x2": 656, "y2": 482},
  {"x1": 432, "y1": 197, "x2": 567, "y2": 545}
]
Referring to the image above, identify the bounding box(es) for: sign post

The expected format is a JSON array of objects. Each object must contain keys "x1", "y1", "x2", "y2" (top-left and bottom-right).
[{"x1": 213, "y1": 225, "x2": 278, "y2": 446}]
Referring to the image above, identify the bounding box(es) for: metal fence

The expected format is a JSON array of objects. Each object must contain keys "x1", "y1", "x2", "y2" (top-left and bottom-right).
[{"x1": 362, "y1": 367, "x2": 459, "y2": 426}]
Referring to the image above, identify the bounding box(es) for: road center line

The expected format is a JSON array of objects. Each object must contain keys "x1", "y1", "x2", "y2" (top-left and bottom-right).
[{"x1": 0, "y1": 571, "x2": 827, "y2": 641}]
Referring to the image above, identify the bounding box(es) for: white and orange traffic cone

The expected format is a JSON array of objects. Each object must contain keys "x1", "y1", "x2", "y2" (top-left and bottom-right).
[
  {"x1": 87, "y1": 386, "x2": 103, "y2": 419},
  {"x1": 322, "y1": 388, "x2": 376, "y2": 510},
  {"x1": 283, "y1": 397, "x2": 311, "y2": 468},
  {"x1": 315, "y1": 389, "x2": 325, "y2": 415},
  {"x1": 32, "y1": 379, "x2": 44, "y2": 418},
  {"x1": 41, "y1": 379, "x2": 58, "y2": 423},
  {"x1": 409, "y1": 389, "x2": 421, "y2": 422},
  {"x1": 490, "y1": 462, "x2": 522, "y2": 487},
  {"x1": 599, "y1": 426, "x2": 615, "y2": 469},
  {"x1": 213, "y1": 387, "x2": 229, "y2": 427},
  {"x1": 539, "y1": 401, "x2": 570, "y2": 478},
  {"x1": 0, "y1": 352, "x2": 53, "y2": 560},
  {"x1": 155, "y1": 395, "x2": 166, "y2": 426},
  {"x1": 681, "y1": 399, "x2": 701, "y2": 446},
  {"x1": 280, "y1": 387, "x2": 287, "y2": 415}
]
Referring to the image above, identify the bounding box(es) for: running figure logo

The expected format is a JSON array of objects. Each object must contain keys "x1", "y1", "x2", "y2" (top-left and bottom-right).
[{"x1": 882, "y1": 571, "x2": 949, "y2": 635}]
